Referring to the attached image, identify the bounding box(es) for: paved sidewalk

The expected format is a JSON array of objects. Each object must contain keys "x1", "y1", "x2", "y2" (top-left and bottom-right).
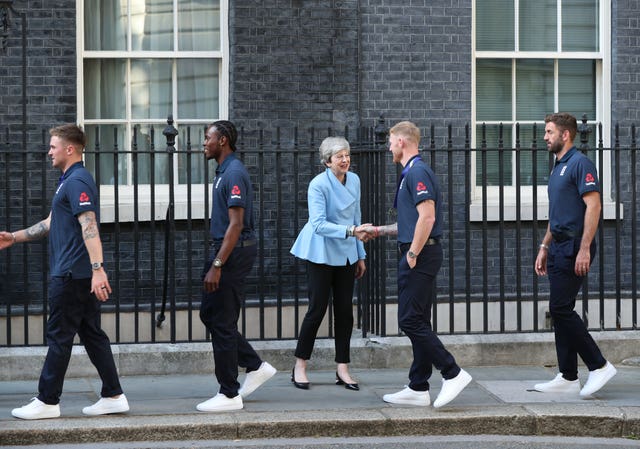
[{"x1": 1, "y1": 365, "x2": 639, "y2": 446}]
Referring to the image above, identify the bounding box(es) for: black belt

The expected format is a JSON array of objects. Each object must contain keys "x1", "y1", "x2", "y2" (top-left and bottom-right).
[
  {"x1": 398, "y1": 238, "x2": 440, "y2": 253},
  {"x1": 210, "y1": 239, "x2": 257, "y2": 248},
  {"x1": 551, "y1": 231, "x2": 580, "y2": 243}
]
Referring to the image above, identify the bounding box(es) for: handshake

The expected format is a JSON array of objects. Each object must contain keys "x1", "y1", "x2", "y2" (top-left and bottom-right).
[{"x1": 354, "y1": 224, "x2": 380, "y2": 243}]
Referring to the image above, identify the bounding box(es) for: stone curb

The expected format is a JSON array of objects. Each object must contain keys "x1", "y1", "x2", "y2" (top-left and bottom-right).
[{"x1": 1, "y1": 406, "x2": 638, "y2": 445}]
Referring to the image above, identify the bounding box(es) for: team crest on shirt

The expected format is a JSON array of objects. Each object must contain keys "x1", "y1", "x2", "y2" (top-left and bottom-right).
[
  {"x1": 231, "y1": 185, "x2": 242, "y2": 199},
  {"x1": 585, "y1": 173, "x2": 596, "y2": 186},
  {"x1": 79, "y1": 192, "x2": 92, "y2": 206},
  {"x1": 416, "y1": 181, "x2": 429, "y2": 196}
]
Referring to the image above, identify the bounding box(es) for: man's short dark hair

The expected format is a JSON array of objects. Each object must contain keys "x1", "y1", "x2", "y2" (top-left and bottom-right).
[
  {"x1": 208, "y1": 120, "x2": 238, "y2": 151},
  {"x1": 50, "y1": 124, "x2": 87, "y2": 149},
  {"x1": 545, "y1": 113, "x2": 577, "y2": 141}
]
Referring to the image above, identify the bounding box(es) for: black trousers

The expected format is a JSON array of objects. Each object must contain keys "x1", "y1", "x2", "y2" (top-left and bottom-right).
[
  {"x1": 200, "y1": 244, "x2": 262, "y2": 398},
  {"x1": 397, "y1": 244, "x2": 460, "y2": 391},
  {"x1": 294, "y1": 261, "x2": 357, "y2": 363},
  {"x1": 38, "y1": 276, "x2": 123, "y2": 405},
  {"x1": 548, "y1": 238, "x2": 606, "y2": 380}
]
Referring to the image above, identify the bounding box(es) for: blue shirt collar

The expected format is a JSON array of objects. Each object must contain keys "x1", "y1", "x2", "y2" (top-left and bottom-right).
[
  {"x1": 555, "y1": 146, "x2": 578, "y2": 165},
  {"x1": 216, "y1": 153, "x2": 237, "y2": 175}
]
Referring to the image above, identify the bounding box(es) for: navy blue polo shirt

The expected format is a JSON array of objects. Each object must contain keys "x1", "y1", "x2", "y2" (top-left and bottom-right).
[
  {"x1": 396, "y1": 157, "x2": 443, "y2": 244},
  {"x1": 49, "y1": 162, "x2": 99, "y2": 278},
  {"x1": 209, "y1": 154, "x2": 255, "y2": 241},
  {"x1": 548, "y1": 147, "x2": 600, "y2": 235}
]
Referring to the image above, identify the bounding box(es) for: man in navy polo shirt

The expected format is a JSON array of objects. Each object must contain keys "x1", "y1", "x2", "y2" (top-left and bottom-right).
[
  {"x1": 196, "y1": 120, "x2": 276, "y2": 412},
  {"x1": 534, "y1": 112, "x2": 616, "y2": 397},
  {"x1": 0, "y1": 124, "x2": 128, "y2": 419},
  {"x1": 360, "y1": 121, "x2": 471, "y2": 408}
]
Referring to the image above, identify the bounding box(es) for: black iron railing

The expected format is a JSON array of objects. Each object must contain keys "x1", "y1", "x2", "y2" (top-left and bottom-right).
[{"x1": 1, "y1": 117, "x2": 638, "y2": 346}]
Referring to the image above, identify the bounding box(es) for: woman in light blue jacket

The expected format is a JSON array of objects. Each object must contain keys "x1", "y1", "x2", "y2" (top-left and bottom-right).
[{"x1": 290, "y1": 136, "x2": 367, "y2": 391}]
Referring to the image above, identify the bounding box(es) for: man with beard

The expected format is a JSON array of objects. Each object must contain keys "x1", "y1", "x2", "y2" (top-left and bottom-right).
[{"x1": 533, "y1": 112, "x2": 616, "y2": 397}]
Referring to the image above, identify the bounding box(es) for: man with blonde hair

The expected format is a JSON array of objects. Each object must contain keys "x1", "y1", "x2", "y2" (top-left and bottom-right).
[
  {"x1": 1, "y1": 124, "x2": 129, "y2": 419},
  {"x1": 361, "y1": 121, "x2": 472, "y2": 408}
]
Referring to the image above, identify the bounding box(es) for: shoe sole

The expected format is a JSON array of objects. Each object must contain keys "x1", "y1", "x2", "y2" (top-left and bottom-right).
[
  {"x1": 12, "y1": 411, "x2": 60, "y2": 420},
  {"x1": 196, "y1": 404, "x2": 243, "y2": 412},
  {"x1": 82, "y1": 406, "x2": 130, "y2": 416},
  {"x1": 382, "y1": 395, "x2": 429, "y2": 406}
]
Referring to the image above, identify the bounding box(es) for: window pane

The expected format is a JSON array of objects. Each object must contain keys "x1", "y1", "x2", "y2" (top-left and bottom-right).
[
  {"x1": 562, "y1": 0, "x2": 599, "y2": 51},
  {"x1": 519, "y1": 0, "x2": 557, "y2": 51},
  {"x1": 84, "y1": 125, "x2": 128, "y2": 186},
  {"x1": 132, "y1": 123, "x2": 170, "y2": 185},
  {"x1": 476, "y1": 59, "x2": 512, "y2": 121},
  {"x1": 515, "y1": 59, "x2": 553, "y2": 121},
  {"x1": 178, "y1": 124, "x2": 207, "y2": 184},
  {"x1": 559, "y1": 60, "x2": 596, "y2": 120},
  {"x1": 84, "y1": 59, "x2": 126, "y2": 120},
  {"x1": 84, "y1": 0, "x2": 127, "y2": 51},
  {"x1": 476, "y1": 0, "x2": 514, "y2": 51},
  {"x1": 131, "y1": 60, "x2": 172, "y2": 119},
  {"x1": 476, "y1": 125, "x2": 513, "y2": 186},
  {"x1": 518, "y1": 127, "x2": 552, "y2": 185},
  {"x1": 177, "y1": 59, "x2": 219, "y2": 119},
  {"x1": 178, "y1": 0, "x2": 220, "y2": 51},
  {"x1": 131, "y1": 0, "x2": 174, "y2": 51}
]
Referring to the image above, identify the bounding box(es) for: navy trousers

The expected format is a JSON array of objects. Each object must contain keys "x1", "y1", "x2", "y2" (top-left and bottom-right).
[
  {"x1": 38, "y1": 276, "x2": 123, "y2": 405},
  {"x1": 397, "y1": 243, "x2": 460, "y2": 392},
  {"x1": 294, "y1": 261, "x2": 357, "y2": 363},
  {"x1": 547, "y1": 238, "x2": 606, "y2": 380},
  {"x1": 200, "y1": 244, "x2": 262, "y2": 398}
]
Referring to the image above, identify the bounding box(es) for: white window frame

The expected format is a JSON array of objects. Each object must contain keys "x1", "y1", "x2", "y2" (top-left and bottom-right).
[
  {"x1": 470, "y1": 0, "x2": 617, "y2": 221},
  {"x1": 76, "y1": 0, "x2": 229, "y2": 222}
]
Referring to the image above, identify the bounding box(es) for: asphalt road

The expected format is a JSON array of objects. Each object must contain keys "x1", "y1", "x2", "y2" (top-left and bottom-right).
[{"x1": 6, "y1": 435, "x2": 640, "y2": 449}]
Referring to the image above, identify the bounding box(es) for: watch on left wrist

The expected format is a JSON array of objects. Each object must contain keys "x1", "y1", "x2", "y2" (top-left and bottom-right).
[
  {"x1": 213, "y1": 258, "x2": 223, "y2": 268},
  {"x1": 91, "y1": 262, "x2": 104, "y2": 271}
]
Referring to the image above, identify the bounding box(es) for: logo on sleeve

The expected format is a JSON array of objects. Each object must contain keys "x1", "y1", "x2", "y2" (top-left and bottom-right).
[
  {"x1": 416, "y1": 182, "x2": 429, "y2": 196},
  {"x1": 79, "y1": 192, "x2": 92, "y2": 206},
  {"x1": 585, "y1": 173, "x2": 596, "y2": 186},
  {"x1": 231, "y1": 185, "x2": 242, "y2": 199}
]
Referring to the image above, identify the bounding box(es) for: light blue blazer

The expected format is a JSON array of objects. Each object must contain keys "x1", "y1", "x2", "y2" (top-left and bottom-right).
[{"x1": 291, "y1": 168, "x2": 366, "y2": 266}]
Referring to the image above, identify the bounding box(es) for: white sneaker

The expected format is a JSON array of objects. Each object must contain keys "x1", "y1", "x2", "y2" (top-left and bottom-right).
[
  {"x1": 533, "y1": 373, "x2": 581, "y2": 394},
  {"x1": 383, "y1": 386, "x2": 430, "y2": 406},
  {"x1": 239, "y1": 361, "x2": 277, "y2": 398},
  {"x1": 433, "y1": 369, "x2": 472, "y2": 408},
  {"x1": 12, "y1": 398, "x2": 60, "y2": 420},
  {"x1": 196, "y1": 393, "x2": 243, "y2": 412},
  {"x1": 580, "y1": 361, "x2": 617, "y2": 397},
  {"x1": 82, "y1": 394, "x2": 130, "y2": 416}
]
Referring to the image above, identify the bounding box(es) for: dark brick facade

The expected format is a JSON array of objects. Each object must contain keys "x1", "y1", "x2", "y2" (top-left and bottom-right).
[{"x1": 1, "y1": 1, "x2": 639, "y2": 337}]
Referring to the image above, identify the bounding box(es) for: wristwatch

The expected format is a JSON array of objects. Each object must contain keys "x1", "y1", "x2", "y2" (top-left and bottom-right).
[
  {"x1": 213, "y1": 258, "x2": 223, "y2": 268},
  {"x1": 407, "y1": 251, "x2": 417, "y2": 259},
  {"x1": 91, "y1": 262, "x2": 104, "y2": 270}
]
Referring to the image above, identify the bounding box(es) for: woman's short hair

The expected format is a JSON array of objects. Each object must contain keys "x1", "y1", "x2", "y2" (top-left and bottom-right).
[{"x1": 319, "y1": 136, "x2": 350, "y2": 165}]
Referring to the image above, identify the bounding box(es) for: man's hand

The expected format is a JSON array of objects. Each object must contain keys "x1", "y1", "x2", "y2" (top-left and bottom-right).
[
  {"x1": 91, "y1": 269, "x2": 112, "y2": 302},
  {"x1": 575, "y1": 247, "x2": 591, "y2": 277},
  {"x1": 204, "y1": 266, "x2": 222, "y2": 293},
  {"x1": 0, "y1": 231, "x2": 16, "y2": 251},
  {"x1": 355, "y1": 224, "x2": 375, "y2": 242},
  {"x1": 535, "y1": 248, "x2": 548, "y2": 276}
]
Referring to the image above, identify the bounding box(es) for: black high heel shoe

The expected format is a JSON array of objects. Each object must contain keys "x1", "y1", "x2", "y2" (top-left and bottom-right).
[
  {"x1": 336, "y1": 371, "x2": 359, "y2": 391},
  {"x1": 291, "y1": 367, "x2": 310, "y2": 390}
]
